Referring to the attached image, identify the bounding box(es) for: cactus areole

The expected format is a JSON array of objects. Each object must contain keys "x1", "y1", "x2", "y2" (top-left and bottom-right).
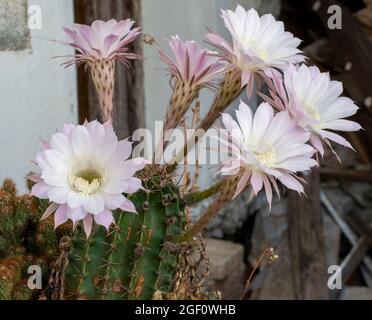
[{"x1": 57, "y1": 166, "x2": 188, "y2": 300}]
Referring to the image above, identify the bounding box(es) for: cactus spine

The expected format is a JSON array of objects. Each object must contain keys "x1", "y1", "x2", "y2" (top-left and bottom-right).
[{"x1": 62, "y1": 167, "x2": 187, "y2": 300}]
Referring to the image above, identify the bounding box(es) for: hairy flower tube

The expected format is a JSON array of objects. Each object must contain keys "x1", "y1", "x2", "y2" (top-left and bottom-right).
[
  {"x1": 29, "y1": 120, "x2": 148, "y2": 237},
  {"x1": 62, "y1": 19, "x2": 141, "y2": 122},
  {"x1": 156, "y1": 36, "x2": 225, "y2": 160}
]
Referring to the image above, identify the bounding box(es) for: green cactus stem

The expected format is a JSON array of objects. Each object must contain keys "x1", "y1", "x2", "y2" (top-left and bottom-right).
[{"x1": 62, "y1": 168, "x2": 187, "y2": 300}]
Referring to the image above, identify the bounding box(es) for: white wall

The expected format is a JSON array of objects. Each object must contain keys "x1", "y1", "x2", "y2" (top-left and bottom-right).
[
  {"x1": 142, "y1": 0, "x2": 241, "y2": 133},
  {"x1": 0, "y1": 0, "x2": 77, "y2": 193},
  {"x1": 141, "y1": 0, "x2": 260, "y2": 192}
]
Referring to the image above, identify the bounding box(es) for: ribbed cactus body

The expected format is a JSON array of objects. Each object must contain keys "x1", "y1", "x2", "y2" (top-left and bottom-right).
[{"x1": 64, "y1": 174, "x2": 186, "y2": 300}]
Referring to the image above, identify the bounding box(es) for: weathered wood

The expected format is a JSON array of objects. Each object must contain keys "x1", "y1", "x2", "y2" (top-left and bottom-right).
[
  {"x1": 340, "y1": 238, "x2": 369, "y2": 284},
  {"x1": 321, "y1": 191, "x2": 372, "y2": 286},
  {"x1": 287, "y1": 170, "x2": 329, "y2": 299},
  {"x1": 73, "y1": 0, "x2": 145, "y2": 139},
  {"x1": 307, "y1": 0, "x2": 372, "y2": 101},
  {"x1": 345, "y1": 212, "x2": 372, "y2": 247},
  {"x1": 320, "y1": 168, "x2": 372, "y2": 183}
]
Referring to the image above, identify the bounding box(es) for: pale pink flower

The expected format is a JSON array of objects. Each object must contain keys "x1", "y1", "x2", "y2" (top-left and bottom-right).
[
  {"x1": 62, "y1": 19, "x2": 141, "y2": 67},
  {"x1": 205, "y1": 6, "x2": 303, "y2": 96},
  {"x1": 160, "y1": 35, "x2": 226, "y2": 90},
  {"x1": 156, "y1": 36, "x2": 226, "y2": 160},
  {"x1": 265, "y1": 64, "x2": 362, "y2": 156},
  {"x1": 218, "y1": 101, "x2": 317, "y2": 206},
  {"x1": 29, "y1": 120, "x2": 148, "y2": 237},
  {"x1": 62, "y1": 19, "x2": 141, "y2": 122}
]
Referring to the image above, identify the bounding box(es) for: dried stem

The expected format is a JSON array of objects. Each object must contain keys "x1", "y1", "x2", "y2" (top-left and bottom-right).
[{"x1": 240, "y1": 248, "x2": 278, "y2": 299}]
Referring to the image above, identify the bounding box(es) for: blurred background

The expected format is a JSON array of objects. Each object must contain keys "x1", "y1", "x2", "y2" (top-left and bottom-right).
[{"x1": 0, "y1": 0, "x2": 372, "y2": 300}]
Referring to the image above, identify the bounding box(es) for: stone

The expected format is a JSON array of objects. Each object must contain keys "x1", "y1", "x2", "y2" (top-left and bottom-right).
[
  {"x1": 0, "y1": 0, "x2": 30, "y2": 51},
  {"x1": 205, "y1": 238, "x2": 244, "y2": 281},
  {"x1": 255, "y1": 233, "x2": 296, "y2": 300},
  {"x1": 249, "y1": 199, "x2": 288, "y2": 265},
  {"x1": 341, "y1": 286, "x2": 372, "y2": 300},
  {"x1": 201, "y1": 239, "x2": 246, "y2": 299}
]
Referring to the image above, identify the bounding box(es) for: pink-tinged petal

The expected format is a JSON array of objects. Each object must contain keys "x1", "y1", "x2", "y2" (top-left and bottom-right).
[
  {"x1": 67, "y1": 192, "x2": 85, "y2": 210},
  {"x1": 102, "y1": 34, "x2": 119, "y2": 56},
  {"x1": 221, "y1": 113, "x2": 242, "y2": 142},
  {"x1": 122, "y1": 177, "x2": 143, "y2": 194},
  {"x1": 277, "y1": 173, "x2": 304, "y2": 194},
  {"x1": 262, "y1": 175, "x2": 273, "y2": 209},
  {"x1": 27, "y1": 174, "x2": 42, "y2": 183},
  {"x1": 321, "y1": 119, "x2": 362, "y2": 132},
  {"x1": 67, "y1": 206, "x2": 87, "y2": 223},
  {"x1": 310, "y1": 134, "x2": 324, "y2": 157},
  {"x1": 95, "y1": 129, "x2": 119, "y2": 165},
  {"x1": 47, "y1": 187, "x2": 68, "y2": 204},
  {"x1": 83, "y1": 194, "x2": 104, "y2": 215},
  {"x1": 41, "y1": 171, "x2": 68, "y2": 188},
  {"x1": 269, "y1": 176, "x2": 280, "y2": 199},
  {"x1": 241, "y1": 71, "x2": 251, "y2": 87},
  {"x1": 120, "y1": 158, "x2": 149, "y2": 179},
  {"x1": 83, "y1": 214, "x2": 93, "y2": 237},
  {"x1": 246, "y1": 73, "x2": 255, "y2": 97},
  {"x1": 204, "y1": 30, "x2": 233, "y2": 55},
  {"x1": 236, "y1": 101, "x2": 253, "y2": 138},
  {"x1": 102, "y1": 193, "x2": 126, "y2": 210},
  {"x1": 317, "y1": 129, "x2": 354, "y2": 150},
  {"x1": 41, "y1": 202, "x2": 58, "y2": 220},
  {"x1": 233, "y1": 170, "x2": 251, "y2": 199},
  {"x1": 251, "y1": 171, "x2": 263, "y2": 196},
  {"x1": 40, "y1": 139, "x2": 51, "y2": 150},
  {"x1": 43, "y1": 150, "x2": 68, "y2": 174},
  {"x1": 54, "y1": 205, "x2": 68, "y2": 228},
  {"x1": 265, "y1": 111, "x2": 293, "y2": 145},
  {"x1": 85, "y1": 120, "x2": 105, "y2": 142},
  {"x1": 62, "y1": 124, "x2": 75, "y2": 136},
  {"x1": 117, "y1": 139, "x2": 133, "y2": 160},
  {"x1": 31, "y1": 182, "x2": 50, "y2": 199},
  {"x1": 70, "y1": 125, "x2": 92, "y2": 159},
  {"x1": 50, "y1": 132, "x2": 74, "y2": 159},
  {"x1": 160, "y1": 35, "x2": 225, "y2": 87},
  {"x1": 94, "y1": 209, "x2": 114, "y2": 230},
  {"x1": 120, "y1": 198, "x2": 137, "y2": 213},
  {"x1": 252, "y1": 103, "x2": 274, "y2": 141}
]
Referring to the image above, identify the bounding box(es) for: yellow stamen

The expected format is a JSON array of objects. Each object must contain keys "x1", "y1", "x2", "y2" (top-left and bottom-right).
[
  {"x1": 255, "y1": 144, "x2": 276, "y2": 167},
  {"x1": 71, "y1": 169, "x2": 102, "y2": 196}
]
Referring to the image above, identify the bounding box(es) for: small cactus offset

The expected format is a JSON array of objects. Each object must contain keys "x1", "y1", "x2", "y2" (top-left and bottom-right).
[{"x1": 0, "y1": 179, "x2": 70, "y2": 300}]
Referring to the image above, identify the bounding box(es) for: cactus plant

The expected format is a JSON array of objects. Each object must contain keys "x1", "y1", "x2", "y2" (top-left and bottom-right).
[
  {"x1": 55, "y1": 166, "x2": 189, "y2": 300},
  {"x1": 0, "y1": 5, "x2": 363, "y2": 302}
]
